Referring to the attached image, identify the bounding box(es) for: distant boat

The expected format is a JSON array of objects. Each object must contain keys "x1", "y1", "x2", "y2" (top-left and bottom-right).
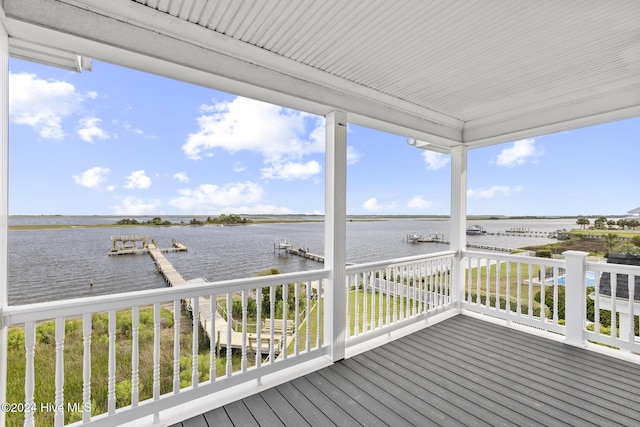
[{"x1": 466, "y1": 225, "x2": 484, "y2": 235}]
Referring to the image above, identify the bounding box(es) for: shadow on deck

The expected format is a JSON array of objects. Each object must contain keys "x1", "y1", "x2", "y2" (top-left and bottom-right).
[{"x1": 173, "y1": 315, "x2": 640, "y2": 426}]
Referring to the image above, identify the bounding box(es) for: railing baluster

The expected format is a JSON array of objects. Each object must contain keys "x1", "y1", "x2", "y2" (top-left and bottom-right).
[
  {"x1": 304, "y1": 281, "x2": 311, "y2": 352},
  {"x1": 24, "y1": 321, "x2": 35, "y2": 427},
  {"x1": 628, "y1": 275, "x2": 635, "y2": 346},
  {"x1": 173, "y1": 301, "x2": 180, "y2": 393},
  {"x1": 345, "y1": 275, "x2": 351, "y2": 337},
  {"x1": 55, "y1": 317, "x2": 65, "y2": 426},
  {"x1": 107, "y1": 311, "x2": 116, "y2": 415},
  {"x1": 153, "y1": 303, "x2": 161, "y2": 423},
  {"x1": 129, "y1": 307, "x2": 139, "y2": 408},
  {"x1": 210, "y1": 294, "x2": 216, "y2": 382},
  {"x1": 527, "y1": 263, "x2": 533, "y2": 318},
  {"x1": 539, "y1": 263, "x2": 546, "y2": 322},
  {"x1": 552, "y1": 267, "x2": 559, "y2": 323},
  {"x1": 506, "y1": 262, "x2": 511, "y2": 314},
  {"x1": 226, "y1": 293, "x2": 233, "y2": 376},
  {"x1": 516, "y1": 262, "x2": 522, "y2": 315},
  {"x1": 255, "y1": 289, "x2": 262, "y2": 370},
  {"x1": 370, "y1": 272, "x2": 376, "y2": 329},
  {"x1": 363, "y1": 273, "x2": 369, "y2": 332},
  {"x1": 269, "y1": 287, "x2": 275, "y2": 362},
  {"x1": 192, "y1": 297, "x2": 199, "y2": 387},
  {"x1": 241, "y1": 290, "x2": 248, "y2": 372},
  {"x1": 386, "y1": 267, "x2": 391, "y2": 326},
  {"x1": 353, "y1": 274, "x2": 359, "y2": 336},
  {"x1": 594, "y1": 268, "x2": 601, "y2": 336},
  {"x1": 316, "y1": 280, "x2": 322, "y2": 349},
  {"x1": 485, "y1": 258, "x2": 491, "y2": 307},
  {"x1": 82, "y1": 313, "x2": 92, "y2": 421},
  {"x1": 282, "y1": 283, "x2": 288, "y2": 360},
  {"x1": 294, "y1": 282, "x2": 300, "y2": 356},
  {"x1": 610, "y1": 274, "x2": 617, "y2": 338}
]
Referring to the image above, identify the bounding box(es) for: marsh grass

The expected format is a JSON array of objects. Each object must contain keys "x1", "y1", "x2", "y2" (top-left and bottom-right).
[{"x1": 4, "y1": 305, "x2": 238, "y2": 426}]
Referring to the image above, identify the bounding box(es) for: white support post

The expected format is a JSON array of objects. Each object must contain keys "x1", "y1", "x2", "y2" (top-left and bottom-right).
[
  {"x1": 324, "y1": 110, "x2": 347, "y2": 362},
  {"x1": 0, "y1": 16, "x2": 9, "y2": 427},
  {"x1": 563, "y1": 250, "x2": 589, "y2": 347},
  {"x1": 450, "y1": 145, "x2": 467, "y2": 310}
]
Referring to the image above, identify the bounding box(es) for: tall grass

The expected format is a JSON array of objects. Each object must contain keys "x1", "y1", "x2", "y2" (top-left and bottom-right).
[{"x1": 4, "y1": 305, "x2": 235, "y2": 426}]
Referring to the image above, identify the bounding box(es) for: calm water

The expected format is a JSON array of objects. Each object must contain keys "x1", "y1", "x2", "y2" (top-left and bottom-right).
[{"x1": 7, "y1": 217, "x2": 576, "y2": 305}]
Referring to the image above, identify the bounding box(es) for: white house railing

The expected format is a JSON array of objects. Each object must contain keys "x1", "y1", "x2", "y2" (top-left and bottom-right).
[
  {"x1": 344, "y1": 251, "x2": 455, "y2": 348},
  {"x1": 2, "y1": 269, "x2": 329, "y2": 427},
  {"x1": 461, "y1": 250, "x2": 640, "y2": 353},
  {"x1": 2, "y1": 250, "x2": 640, "y2": 426}
]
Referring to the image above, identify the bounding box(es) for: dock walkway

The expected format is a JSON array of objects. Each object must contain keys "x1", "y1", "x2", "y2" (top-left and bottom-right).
[{"x1": 148, "y1": 243, "x2": 187, "y2": 287}]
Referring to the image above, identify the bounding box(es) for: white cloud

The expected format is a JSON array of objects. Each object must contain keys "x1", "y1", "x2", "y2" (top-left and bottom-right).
[
  {"x1": 9, "y1": 72, "x2": 81, "y2": 139},
  {"x1": 423, "y1": 151, "x2": 450, "y2": 170},
  {"x1": 77, "y1": 117, "x2": 110, "y2": 143},
  {"x1": 124, "y1": 122, "x2": 144, "y2": 135},
  {"x1": 183, "y1": 97, "x2": 324, "y2": 180},
  {"x1": 169, "y1": 181, "x2": 264, "y2": 212},
  {"x1": 125, "y1": 170, "x2": 152, "y2": 189},
  {"x1": 111, "y1": 196, "x2": 162, "y2": 215},
  {"x1": 467, "y1": 185, "x2": 523, "y2": 199},
  {"x1": 219, "y1": 204, "x2": 298, "y2": 215},
  {"x1": 173, "y1": 172, "x2": 189, "y2": 183},
  {"x1": 347, "y1": 146, "x2": 362, "y2": 165},
  {"x1": 407, "y1": 195, "x2": 433, "y2": 210},
  {"x1": 496, "y1": 139, "x2": 543, "y2": 168},
  {"x1": 86, "y1": 91, "x2": 98, "y2": 100},
  {"x1": 233, "y1": 162, "x2": 245, "y2": 172},
  {"x1": 72, "y1": 167, "x2": 111, "y2": 189},
  {"x1": 261, "y1": 160, "x2": 322, "y2": 180},
  {"x1": 363, "y1": 197, "x2": 384, "y2": 212}
]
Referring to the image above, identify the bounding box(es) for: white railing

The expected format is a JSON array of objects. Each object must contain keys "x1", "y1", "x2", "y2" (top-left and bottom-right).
[
  {"x1": 344, "y1": 251, "x2": 455, "y2": 349},
  {"x1": 3, "y1": 249, "x2": 640, "y2": 426},
  {"x1": 585, "y1": 259, "x2": 640, "y2": 353},
  {"x1": 461, "y1": 250, "x2": 567, "y2": 334},
  {"x1": 462, "y1": 250, "x2": 640, "y2": 354},
  {"x1": 2, "y1": 269, "x2": 328, "y2": 427}
]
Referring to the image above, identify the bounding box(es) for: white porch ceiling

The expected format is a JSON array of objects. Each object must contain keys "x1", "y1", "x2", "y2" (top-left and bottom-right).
[{"x1": 2, "y1": 0, "x2": 639, "y2": 152}]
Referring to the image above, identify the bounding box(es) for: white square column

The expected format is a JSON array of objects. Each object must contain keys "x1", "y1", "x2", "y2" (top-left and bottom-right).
[
  {"x1": 450, "y1": 145, "x2": 467, "y2": 309},
  {"x1": 0, "y1": 14, "x2": 9, "y2": 427},
  {"x1": 324, "y1": 111, "x2": 347, "y2": 362}
]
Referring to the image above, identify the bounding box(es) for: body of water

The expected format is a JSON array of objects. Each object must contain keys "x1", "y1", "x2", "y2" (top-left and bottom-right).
[{"x1": 7, "y1": 217, "x2": 577, "y2": 305}]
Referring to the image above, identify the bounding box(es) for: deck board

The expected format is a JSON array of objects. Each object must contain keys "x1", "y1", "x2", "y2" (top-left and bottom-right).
[{"x1": 172, "y1": 314, "x2": 640, "y2": 427}]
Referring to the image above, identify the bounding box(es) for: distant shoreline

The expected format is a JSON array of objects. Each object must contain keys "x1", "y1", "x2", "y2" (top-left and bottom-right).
[{"x1": 6, "y1": 214, "x2": 588, "y2": 231}]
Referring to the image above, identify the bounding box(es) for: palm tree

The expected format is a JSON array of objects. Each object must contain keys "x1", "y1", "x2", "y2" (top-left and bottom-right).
[
  {"x1": 576, "y1": 216, "x2": 590, "y2": 229},
  {"x1": 604, "y1": 233, "x2": 619, "y2": 254}
]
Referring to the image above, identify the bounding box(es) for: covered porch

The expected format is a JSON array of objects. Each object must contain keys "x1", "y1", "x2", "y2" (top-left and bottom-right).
[
  {"x1": 1, "y1": 1, "x2": 640, "y2": 426},
  {"x1": 174, "y1": 314, "x2": 640, "y2": 427}
]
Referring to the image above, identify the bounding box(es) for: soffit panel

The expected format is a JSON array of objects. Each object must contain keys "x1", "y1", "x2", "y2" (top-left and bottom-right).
[
  {"x1": 131, "y1": 0, "x2": 640, "y2": 123},
  {"x1": 4, "y1": 0, "x2": 640, "y2": 150}
]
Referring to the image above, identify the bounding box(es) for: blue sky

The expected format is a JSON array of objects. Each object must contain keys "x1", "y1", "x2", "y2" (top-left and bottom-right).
[{"x1": 8, "y1": 58, "x2": 640, "y2": 217}]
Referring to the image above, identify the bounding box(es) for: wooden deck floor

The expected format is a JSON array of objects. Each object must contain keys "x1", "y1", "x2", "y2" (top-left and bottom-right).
[{"x1": 172, "y1": 315, "x2": 640, "y2": 426}]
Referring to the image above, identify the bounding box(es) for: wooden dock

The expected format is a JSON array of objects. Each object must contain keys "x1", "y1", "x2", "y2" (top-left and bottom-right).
[{"x1": 148, "y1": 243, "x2": 188, "y2": 287}]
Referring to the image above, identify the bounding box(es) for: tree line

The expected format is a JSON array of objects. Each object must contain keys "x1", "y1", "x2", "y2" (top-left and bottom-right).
[
  {"x1": 115, "y1": 214, "x2": 251, "y2": 226},
  {"x1": 576, "y1": 216, "x2": 640, "y2": 230}
]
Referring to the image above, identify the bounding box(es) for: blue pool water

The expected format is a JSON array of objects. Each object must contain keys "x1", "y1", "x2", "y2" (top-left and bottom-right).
[{"x1": 546, "y1": 271, "x2": 596, "y2": 286}]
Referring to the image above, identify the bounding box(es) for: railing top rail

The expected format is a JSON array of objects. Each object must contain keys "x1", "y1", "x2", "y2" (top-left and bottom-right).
[
  {"x1": 4, "y1": 268, "x2": 329, "y2": 325},
  {"x1": 345, "y1": 250, "x2": 456, "y2": 274},
  {"x1": 586, "y1": 260, "x2": 640, "y2": 275},
  {"x1": 462, "y1": 249, "x2": 566, "y2": 267}
]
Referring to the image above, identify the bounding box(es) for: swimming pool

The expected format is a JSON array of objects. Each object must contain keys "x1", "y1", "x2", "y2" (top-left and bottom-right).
[{"x1": 545, "y1": 271, "x2": 596, "y2": 286}]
